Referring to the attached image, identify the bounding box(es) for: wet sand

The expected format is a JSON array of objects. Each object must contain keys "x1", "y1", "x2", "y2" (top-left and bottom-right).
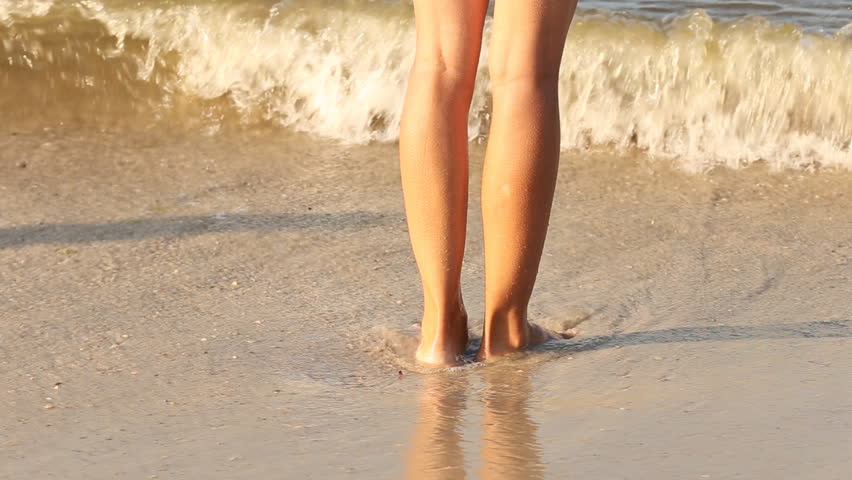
[{"x1": 1, "y1": 128, "x2": 851, "y2": 479}]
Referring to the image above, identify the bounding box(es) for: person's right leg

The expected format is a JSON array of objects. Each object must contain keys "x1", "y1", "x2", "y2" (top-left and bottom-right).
[
  {"x1": 401, "y1": 0, "x2": 488, "y2": 366},
  {"x1": 477, "y1": 0, "x2": 578, "y2": 361}
]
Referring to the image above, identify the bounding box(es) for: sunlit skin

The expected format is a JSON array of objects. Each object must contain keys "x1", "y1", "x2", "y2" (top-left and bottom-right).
[{"x1": 400, "y1": 0, "x2": 579, "y2": 366}]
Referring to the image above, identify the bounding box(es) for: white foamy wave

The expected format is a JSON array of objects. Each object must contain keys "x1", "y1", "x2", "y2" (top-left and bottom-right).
[
  {"x1": 72, "y1": 0, "x2": 415, "y2": 141},
  {"x1": 557, "y1": 12, "x2": 852, "y2": 171},
  {"x1": 2, "y1": 1, "x2": 851, "y2": 171},
  {"x1": 0, "y1": 0, "x2": 53, "y2": 20}
]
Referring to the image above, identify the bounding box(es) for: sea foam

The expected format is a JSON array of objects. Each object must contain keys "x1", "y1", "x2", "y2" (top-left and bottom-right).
[{"x1": 1, "y1": 0, "x2": 850, "y2": 171}]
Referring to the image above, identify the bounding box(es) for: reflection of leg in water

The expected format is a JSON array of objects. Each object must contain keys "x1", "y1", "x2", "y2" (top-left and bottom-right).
[
  {"x1": 479, "y1": 367, "x2": 546, "y2": 480},
  {"x1": 405, "y1": 374, "x2": 469, "y2": 480}
]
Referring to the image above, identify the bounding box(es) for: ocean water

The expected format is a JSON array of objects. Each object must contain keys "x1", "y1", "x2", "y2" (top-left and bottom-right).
[
  {"x1": 585, "y1": 0, "x2": 852, "y2": 32},
  {"x1": 1, "y1": 0, "x2": 851, "y2": 170}
]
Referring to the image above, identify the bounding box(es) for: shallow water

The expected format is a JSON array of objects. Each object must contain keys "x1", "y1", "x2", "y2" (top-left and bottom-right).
[{"x1": 2, "y1": 129, "x2": 851, "y2": 478}]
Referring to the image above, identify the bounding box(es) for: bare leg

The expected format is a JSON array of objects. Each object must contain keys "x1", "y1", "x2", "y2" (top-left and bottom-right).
[
  {"x1": 477, "y1": 0, "x2": 578, "y2": 361},
  {"x1": 401, "y1": 0, "x2": 489, "y2": 366}
]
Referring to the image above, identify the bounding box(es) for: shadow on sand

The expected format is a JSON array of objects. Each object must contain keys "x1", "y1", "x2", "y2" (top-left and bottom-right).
[
  {"x1": 455, "y1": 320, "x2": 851, "y2": 362},
  {"x1": 545, "y1": 319, "x2": 852, "y2": 354},
  {"x1": 0, "y1": 212, "x2": 396, "y2": 249}
]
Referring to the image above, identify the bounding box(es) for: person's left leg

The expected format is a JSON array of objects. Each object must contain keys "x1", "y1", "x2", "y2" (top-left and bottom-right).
[{"x1": 401, "y1": 0, "x2": 489, "y2": 366}]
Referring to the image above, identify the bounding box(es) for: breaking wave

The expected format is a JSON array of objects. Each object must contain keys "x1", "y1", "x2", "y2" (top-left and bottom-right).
[{"x1": 2, "y1": 0, "x2": 851, "y2": 170}]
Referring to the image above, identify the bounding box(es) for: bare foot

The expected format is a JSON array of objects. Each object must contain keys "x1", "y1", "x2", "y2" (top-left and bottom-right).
[
  {"x1": 476, "y1": 322, "x2": 577, "y2": 362},
  {"x1": 415, "y1": 311, "x2": 470, "y2": 367}
]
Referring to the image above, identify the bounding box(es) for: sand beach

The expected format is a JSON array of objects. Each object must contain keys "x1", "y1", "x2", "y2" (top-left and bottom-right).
[{"x1": 2, "y1": 0, "x2": 852, "y2": 477}]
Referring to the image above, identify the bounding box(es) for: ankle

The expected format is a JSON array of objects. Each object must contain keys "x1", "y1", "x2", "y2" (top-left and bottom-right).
[
  {"x1": 422, "y1": 293, "x2": 466, "y2": 322},
  {"x1": 482, "y1": 306, "x2": 530, "y2": 349},
  {"x1": 417, "y1": 304, "x2": 469, "y2": 366},
  {"x1": 421, "y1": 303, "x2": 468, "y2": 340}
]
